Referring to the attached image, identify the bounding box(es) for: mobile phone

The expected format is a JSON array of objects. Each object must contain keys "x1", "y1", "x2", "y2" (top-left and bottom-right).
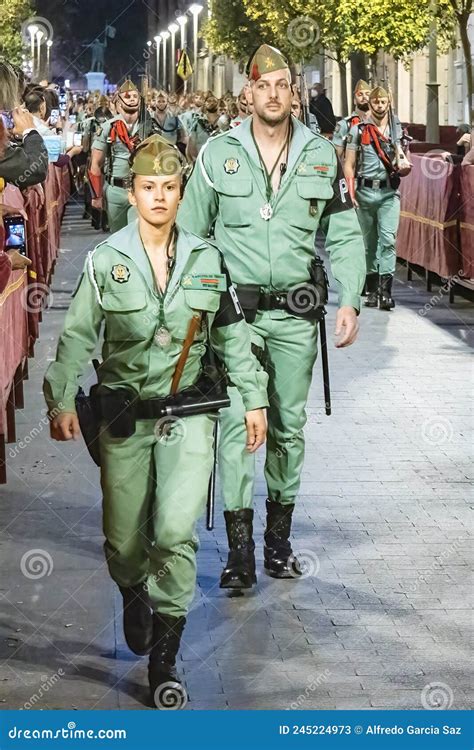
[
  {"x1": 1, "y1": 111, "x2": 14, "y2": 130},
  {"x1": 50, "y1": 108, "x2": 60, "y2": 125},
  {"x1": 73, "y1": 133, "x2": 83, "y2": 147},
  {"x1": 4, "y1": 215, "x2": 27, "y2": 257},
  {"x1": 68, "y1": 114, "x2": 77, "y2": 124},
  {"x1": 59, "y1": 93, "x2": 67, "y2": 106}
]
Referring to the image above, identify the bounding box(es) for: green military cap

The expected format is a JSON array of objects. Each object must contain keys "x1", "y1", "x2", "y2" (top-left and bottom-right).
[
  {"x1": 369, "y1": 85, "x2": 389, "y2": 100},
  {"x1": 130, "y1": 134, "x2": 183, "y2": 176},
  {"x1": 247, "y1": 44, "x2": 289, "y2": 81},
  {"x1": 118, "y1": 79, "x2": 139, "y2": 94},
  {"x1": 354, "y1": 79, "x2": 370, "y2": 93}
]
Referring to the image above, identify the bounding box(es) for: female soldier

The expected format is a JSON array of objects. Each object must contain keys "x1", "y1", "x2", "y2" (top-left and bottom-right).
[{"x1": 43, "y1": 134, "x2": 268, "y2": 708}]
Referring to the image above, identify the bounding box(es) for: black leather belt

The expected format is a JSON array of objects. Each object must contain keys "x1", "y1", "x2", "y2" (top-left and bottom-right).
[
  {"x1": 357, "y1": 177, "x2": 388, "y2": 189},
  {"x1": 109, "y1": 177, "x2": 128, "y2": 188}
]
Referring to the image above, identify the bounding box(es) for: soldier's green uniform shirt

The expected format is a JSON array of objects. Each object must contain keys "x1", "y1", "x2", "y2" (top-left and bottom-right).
[
  {"x1": 346, "y1": 115, "x2": 403, "y2": 180},
  {"x1": 92, "y1": 114, "x2": 140, "y2": 180},
  {"x1": 332, "y1": 112, "x2": 361, "y2": 150},
  {"x1": 43, "y1": 222, "x2": 268, "y2": 617},
  {"x1": 92, "y1": 115, "x2": 156, "y2": 233},
  {"x1": 152, "y1": 110, "x2": 185, "y2": 146},
  {"x1": 43, "y1": 221, "x2": 267, "y2": 414},
  {"x1": 178, "y1": 114, "x2": 365, "y2": 310},
  {"x1": 178, "y1": 115, "x2": 366, "y2": 512}
]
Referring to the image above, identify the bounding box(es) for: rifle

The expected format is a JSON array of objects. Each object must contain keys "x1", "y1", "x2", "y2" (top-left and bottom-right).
[
  {"x1": 300, "y1": 61, "x2": 331, "y2": 417},
  {"x1": 385, "y1": 68, "x2": 412, "y2": 176},
  {"x1": 138, "y1": 74, "x2": 149, "y2": 143}
]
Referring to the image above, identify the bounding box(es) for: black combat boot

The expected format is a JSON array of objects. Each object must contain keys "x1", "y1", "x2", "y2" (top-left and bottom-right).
[
  {"x1": 364, "y1": 273, "x2": 379, "y2": 307},
  {"x1": 148, "y1": 613, "x2": 187, "y2": 709},
  {"x1": 379, "y1": 273, "x2": 396, "y2": 310},
  {"x1": 220, "y1": 509, "x2": 257, "y2": 589},
  {"x1": 119, "y1": 583, "x2": 153, "y2": 656},
  {"x1": 264, "y1": 498, "x2": 302, "y2": 578}
]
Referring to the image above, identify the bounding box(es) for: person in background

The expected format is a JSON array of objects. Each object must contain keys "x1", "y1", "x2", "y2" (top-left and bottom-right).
[
  {"x1": 0, "y1": 63, "x2": 48, "y2": 188},
  {"x1": 309, "y1": 83, "x2": 336, "y2": 137},
  {"x1": 456, "y1": 124, "x2": 471, "y2": 157}
]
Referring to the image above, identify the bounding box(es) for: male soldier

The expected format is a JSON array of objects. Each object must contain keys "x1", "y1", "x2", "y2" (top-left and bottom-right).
[
  {"x1": 186, "y1": 91, "x2": 221, "y2": 164},
  {"x1": 82, "y1": 104, "x2": 112, "y2": 228},
  {"x1": 178, "y1": 44, "x2": 366, "y2": 590},
  {"x1": 88, "y1": 80, "x2": 154, "y2": 233},
  {"x1": 151, "y1": 90, "x2": 187, "y2": 148},
  {"x1": 344, "y1": 86, "x2": 404, "y2": 310},
  {"x1": 230, "y1": 88, "x2": 250, "y2": 128},
  {"x1": 333, "y1": 80, "x2": 371, "y2": 159}
]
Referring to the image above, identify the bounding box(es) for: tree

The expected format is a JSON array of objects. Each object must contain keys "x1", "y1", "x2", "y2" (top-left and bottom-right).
[
  {"x1": 201, "y1": 0, "x2": 266, "y2": 65},
  {"x1": 0, "y1": 0, "x2": 34, "y2": 65}
]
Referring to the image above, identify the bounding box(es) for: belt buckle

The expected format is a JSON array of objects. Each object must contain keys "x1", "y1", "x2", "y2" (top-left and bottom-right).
[{"x1": 373, "y1": 179, "x2": 380, "y2": 189}]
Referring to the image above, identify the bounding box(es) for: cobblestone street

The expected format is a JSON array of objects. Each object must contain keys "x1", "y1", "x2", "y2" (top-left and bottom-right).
[{"x1": 0, "y1": 203, "x2": 472, "y2": 711}]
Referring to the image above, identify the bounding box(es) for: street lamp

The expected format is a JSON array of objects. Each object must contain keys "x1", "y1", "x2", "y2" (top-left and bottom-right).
[
  {"x1": 36, "y1": 29, "x2": 44, "y2": 81},
  {"x1": 27, "y1": 24, "x2": 38, "y2": 78},
  {"x1": 168, "y1": 23, "x2": 179, "y2": 92},
  {"x1": 46, "y1": 39, "x2": 53, "y2": 80},
  {"x1": 189, "y1": 4, "x2": 203, "y2": 92},
  {"x1": 160, "y1": 30, "x2": 170, "y2": 91},
  {"x1": 153, "y1": 35, "x2": 161, "y2": 86}
]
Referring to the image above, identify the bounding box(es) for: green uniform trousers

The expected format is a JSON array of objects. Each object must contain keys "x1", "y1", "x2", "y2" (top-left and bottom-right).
[
  {"x1": 219, "y1": 312, "x2": 318, "y2": 510},
  {"x1": 99, "y1": 413, "x2": 216, "y2": 617},
  {"x1": 104, "y1": 184, "x2": 137, "y2": 234},
  {"x1": 356, "y1": 186, "x2": 400, "y2": 275}
]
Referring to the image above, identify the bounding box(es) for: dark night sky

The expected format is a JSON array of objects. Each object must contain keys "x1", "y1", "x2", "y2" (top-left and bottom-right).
[{"x1": 35, "y1": 0, "x2": 179, "y2": 85}]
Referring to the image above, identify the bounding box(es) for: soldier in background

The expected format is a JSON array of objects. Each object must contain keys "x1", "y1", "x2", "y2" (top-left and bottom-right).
[
  {"x1": 89, "y1": 80, "x2": 154, "y2": 232},
  {"x1": 344, "y1": 86, "x2": 404, "y2": 310},
  {"x1": 333, "y1": 80, "x2": 371, "y2": 159}
]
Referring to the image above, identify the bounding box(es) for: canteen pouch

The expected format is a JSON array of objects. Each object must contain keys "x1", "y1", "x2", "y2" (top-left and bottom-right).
[
  {"x1": 97, "y1": 386, "x2": 138, "y2": 438},
  {"x1": 389, "y1": 173, "x2": 401, "y2": 190},
  {"x1": 234, "y1": 284, "x2": 261, "y2": 323},
  {"x1": 75, "y1": 385, "x2": 101, "y2": 466}
]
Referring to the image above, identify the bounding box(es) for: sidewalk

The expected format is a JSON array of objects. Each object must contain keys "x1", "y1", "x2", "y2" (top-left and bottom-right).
[{"x1": 0, "y1": 203, "x2": 472, "y2": 711}]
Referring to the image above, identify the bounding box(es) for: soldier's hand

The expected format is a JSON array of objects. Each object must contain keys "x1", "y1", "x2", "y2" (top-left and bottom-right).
[
  {"x1": 335, "y1": 306, "x2": 359, "y2": 348},
  {"x1": 91, "y1": 197, "x2": 103, "y2": 210},
  {"x1": 50, "y1": 412, "x2": 81, "y2": 441},
  {"x1": 245, "y1": 409, "x2": 267, "y2": 453}
]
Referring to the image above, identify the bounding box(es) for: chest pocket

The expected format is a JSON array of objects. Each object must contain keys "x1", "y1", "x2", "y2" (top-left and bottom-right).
[
  {"x1": 214, "y1": 178, "x2": 252, "y2": 227},
  {"x1": 290, "y1": 175, "x2": 335, "y2": 230},
  {"x1": 101, "y1": 290, "x2": 149, "y2": 341}
]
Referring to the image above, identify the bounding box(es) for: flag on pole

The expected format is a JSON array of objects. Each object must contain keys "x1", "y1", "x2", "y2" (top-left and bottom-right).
[{"x1": 177, "y1": 49, "x2": 193, "y2": 81}]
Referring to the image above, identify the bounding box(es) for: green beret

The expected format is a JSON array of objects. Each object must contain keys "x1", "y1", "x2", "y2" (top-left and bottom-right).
[
  {"x1": 130, "y1": 135, "x2": 183, "y2": 176},
  {"x1": 118, "y1": 79, "x2": 138, "y2": 94},
  {"x1": 247, "y1": 44, "x2": 289, "y2": 81},
  {"x1": 370, "y1": 86, "x2": 389, "y2": 100},
  {"x1": 354, "y1": 79, "x2": 371, "y2": 93}
]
